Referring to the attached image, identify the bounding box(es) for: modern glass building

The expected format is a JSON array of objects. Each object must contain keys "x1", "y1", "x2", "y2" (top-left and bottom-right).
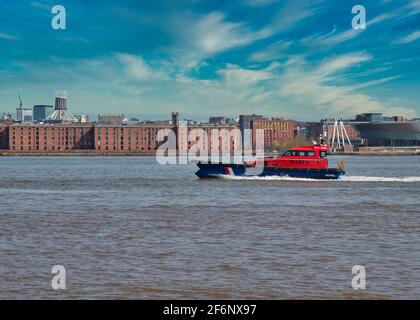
[{"x1": 33, "y1": 105, "x2": 54, "y2": 122}]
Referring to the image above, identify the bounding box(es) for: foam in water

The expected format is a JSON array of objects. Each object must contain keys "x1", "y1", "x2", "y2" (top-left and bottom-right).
[
  {"x1": 340, "y1": 176, "x2": 420, "y2": 183},
  {"x1": 217, "y1": 175, "x2": 420, "y2": 183}
]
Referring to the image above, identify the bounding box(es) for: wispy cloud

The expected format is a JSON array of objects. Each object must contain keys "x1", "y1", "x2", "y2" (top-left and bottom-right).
[
  {"x1": 0, "y1": 32, "x2": 18, "y2": 41},
  {"x1": 407, "y1": 0, "x2": 420, "y2": 15},
  {"x1": 167, "y1": 11, "x2": 272, "y2": 69},
  {"x1": 276, "y1": 53, "x2": 414, "y2": 117},
  {"x1": 349, "y1": 75, "x2": 400, "y2": 90},
  {"x1": 301, "y1": 28, "x2": 358, "y2": 48},
  {"x1": 315, "y1": 53, "x2": 372, "y2": 76},
  {"x1": 30, "y1": 1, "x2": 53, "y2": 11},
  {"x1": 392, "y1": 30, "x2": 420, "y2": 44},
  {"x1": 269, "y1": 0, "x2": 320, "y2": 33},
  {"x1": 0, "y1": 50, "x2": 415, "y2": 119},
  {"x1": 217, "y1": 63, "x2": 276, "y2": 85},
  {"x1": 166, "y1": 0, "x2": 318, "y2": 69},
  {"x1": 0, "y1": 0, "x2": 418, "y2": 119},
  {"x1": 301, "y1": 12, "x2": 399, "y2": 47},
  {"x1": 249, "y1": 40, "x2": 292, "y2": 62},
  {"x1": 116, "y1": 53, "x2": 171, "y2": 82}
]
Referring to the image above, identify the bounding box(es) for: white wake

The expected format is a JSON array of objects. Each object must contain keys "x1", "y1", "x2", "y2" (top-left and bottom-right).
[
  {"x1": 216, "y1": 175, "x2": 420, "y2": 183},
  {"x1": 340, "y1": 176, "x2": 420, "y2": 183}
]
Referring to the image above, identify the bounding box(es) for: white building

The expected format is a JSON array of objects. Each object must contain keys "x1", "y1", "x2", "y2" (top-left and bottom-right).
[{"x1": 16, "y1": 107, "x2": 33, "y2": 122}]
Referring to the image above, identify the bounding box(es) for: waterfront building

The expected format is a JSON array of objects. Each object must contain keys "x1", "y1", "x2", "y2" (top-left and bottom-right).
[
  {"x1": 251, "y1": 118, "x2": 295, "y2": 150},
  {"x1": 7, "y1": 123, "x2": 93, "y2": 151},
  {"x1": 4, "y1": 110, "x2": 417, "y2": 154},
  {"x1": 176, "y1": 123, "x2": 240, "y2": 155},
  {"x1": 351, "y1": 113, "x2": 420, "y2": 146},
  {"x1": 94, "y1": 124, "x2": 173, "y2": 152},
  {"x1": 0, "y1": 124, "x2": 8, "y2": 149},
  {"x1": 0, "y1": 122, "x2": 244, "y2": 154}
]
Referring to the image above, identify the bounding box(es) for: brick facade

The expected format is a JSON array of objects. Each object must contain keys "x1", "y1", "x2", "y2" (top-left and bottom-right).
[
  {"x1": 1, "y1": 123, "x2": 241, "y2": 154},
  {"x1": 0, "y1": 124, "x2": 9, "y2": 150},
  {"x1": 251, "y1": 119, "x2": 295, "y2": 150},
  {"x1": 94, "y1": 125, "x2": 172, "y2": 151},
  {"x1": 8, "y1": 124, "x2": 93, "y2": 151},
  {"x1": 177, "y1": 124, "x2": 241, "y2": 154}
]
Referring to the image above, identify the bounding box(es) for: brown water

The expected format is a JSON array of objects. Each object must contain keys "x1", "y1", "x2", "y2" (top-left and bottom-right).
[{"x1": 0, "y1": 156, "x2": 419, "y2": 299}]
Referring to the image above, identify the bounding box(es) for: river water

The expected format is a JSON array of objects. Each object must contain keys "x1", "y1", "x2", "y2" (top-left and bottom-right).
[{"x1": 0, "y1": 156, "x2": 419, "y2": 299}]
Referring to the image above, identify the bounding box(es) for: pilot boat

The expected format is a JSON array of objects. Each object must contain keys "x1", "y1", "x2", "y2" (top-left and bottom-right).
[{"x1": 195, "y1": 143, "x2": 345, "y2": 180}]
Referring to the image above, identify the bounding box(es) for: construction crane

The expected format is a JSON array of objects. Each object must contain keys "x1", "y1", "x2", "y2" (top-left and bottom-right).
[{"x1": 17, "y1": 89, "x2": 23, "y2": 108}]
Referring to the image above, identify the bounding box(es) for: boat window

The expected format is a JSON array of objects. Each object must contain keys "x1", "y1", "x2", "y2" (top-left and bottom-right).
[
  {"x1": 283, "y1": 150, "x2": 317, "y2": 157},
  {"x1": 282, "y1": 150, "x2": 292, "y2": 156},
  {"x1": 320, "y1": 151, "x2": 327, "y2": 158}
]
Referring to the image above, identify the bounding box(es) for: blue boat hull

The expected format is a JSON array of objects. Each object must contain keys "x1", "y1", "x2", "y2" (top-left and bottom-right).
[{"x1": 195, "y1": 162, "x2": 345, "y2": 180}]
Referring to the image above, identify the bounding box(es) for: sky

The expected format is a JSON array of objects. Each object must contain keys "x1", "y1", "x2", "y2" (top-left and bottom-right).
[{"x1": 0, "y1": 0, "x2": 419, "y2": 121}]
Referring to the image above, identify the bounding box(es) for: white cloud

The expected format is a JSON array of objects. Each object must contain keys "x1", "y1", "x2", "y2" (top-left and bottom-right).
[
  {"x1": 392, "y1": 30, "x2": 420, "y2": 44},
  {"x1": 194, "y1": 13, "x2": 268, "y2": 53},
  {"x1": 367, "y1": 12, "x2": 399, "y2": 25},
  {"x1": 249, "y1": 40, "x2": 292, "y2": 62},
  {"x1": 269, "y1": 0, "x2": 319, "y2": 34},
  {"x1": 30, "y1": 1, "x2": 54, "y2": 12},
  {"x1": 164, "y1": 53, "x2": 415, "y2": 119},
  {"x1": 407, "y1": 0, "x2": 420, "y2": 15},
  {"x1": 0, "y1": 32, "x2": 18, "y2": 41},
  {"x1": 349, "y1": 76, "x2": 400, "y2": 90},
  {"x1": 1, "y1": 51, "x2": 416, "y2": 120},
  {"x1": 217, "y1": 63, "x2": 275, "y2": 86},
  {"x1": 167, "y1": 11, "x2": 271, "y2": 69},
  {"x1": 315, "y1": 52, "x2": 372, "y2": 76},
  {"x1": 276, "y1": 53, "x2": 415, "y2": 118},
  {"x1": 166, "y1": 1, "x2": 318, "y2": 70},
  {"x1": 116, "y1": 53, "x2": 170, "y2": 82},
  {"x1": 301, "y1": 12, "x2": 399, "y2": 47}
]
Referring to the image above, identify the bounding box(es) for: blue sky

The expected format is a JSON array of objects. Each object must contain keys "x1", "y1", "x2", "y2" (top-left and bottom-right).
[{"x1": 0, "y1": 0, "x2": 419, "y2": 121}]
